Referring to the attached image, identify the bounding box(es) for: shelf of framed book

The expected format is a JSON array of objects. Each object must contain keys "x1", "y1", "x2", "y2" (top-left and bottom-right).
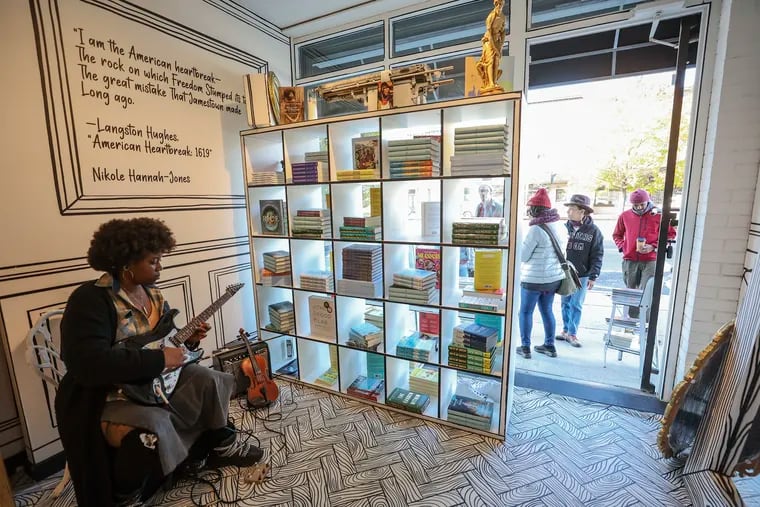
[
  {"x1": 249, "y1": 186, "x2": 288, "y2": 236},
  {"x1": 293, "y1": 291, "x2": 337, "y2": 344},
  {"x1": 338, "y1": 348, "x2": 386, "y2": 403},
  {"x1": 328, "y1": 117, "x2": 381, "y2": 181},
  {"x1": 298, "y1": 339, "x2": 339, "y2": 391}
]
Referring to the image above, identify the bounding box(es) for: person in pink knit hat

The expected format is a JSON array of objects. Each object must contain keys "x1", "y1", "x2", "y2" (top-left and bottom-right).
[{"x1": 612, "y1": 188, "x2": 676, "y2": 318}]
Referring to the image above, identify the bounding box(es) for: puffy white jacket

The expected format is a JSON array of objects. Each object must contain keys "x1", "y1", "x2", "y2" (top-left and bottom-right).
[{"x1": 520, "y1": 222, "x2": 565, "y2": 285}]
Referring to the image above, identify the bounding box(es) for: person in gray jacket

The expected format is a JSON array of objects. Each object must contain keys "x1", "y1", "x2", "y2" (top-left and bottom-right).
[{"x1": 517, "y1": 188, "x2": 565, "y2": 359}]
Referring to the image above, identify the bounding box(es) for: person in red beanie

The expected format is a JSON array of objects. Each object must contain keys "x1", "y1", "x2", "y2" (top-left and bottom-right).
[
  {"x1": 517, "y1": 187, "x2": 565, "y2": 359},
  {"x1": 612, "y1": 188, "x2": 676, "y2": 318}
]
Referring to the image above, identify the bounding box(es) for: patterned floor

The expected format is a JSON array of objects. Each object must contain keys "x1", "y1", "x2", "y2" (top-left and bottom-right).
[{"x1": 10, "y1": 380, "x2": 760, "y2": 506}]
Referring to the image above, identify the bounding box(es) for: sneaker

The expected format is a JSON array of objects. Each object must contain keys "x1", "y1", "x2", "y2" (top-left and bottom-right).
[
  {"x1": 114, "y1": 489, "x2": 144, "y2": 507},
  {"x1": 556, "y1": 331, "x2": 568, "y2": 341},
  {"x1": 534, "y1": 345, "x2": 557, "y2": 358},
  {"x1": 179, "y1": 456, "x2": 207, "y2": 475},
  {"x1": 516, "y1": 346, "x2": 531, "y2": 359},
  {"x1": 208, "y1": 437, "x2": 264, "y2": 468},
  {"x1": 565, "y1": 335, "x2": 581, "y2": 348}
]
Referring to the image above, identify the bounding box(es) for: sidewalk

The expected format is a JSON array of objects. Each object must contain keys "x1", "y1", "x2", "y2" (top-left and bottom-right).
[{"x1": 512, "y1": 288, "x2": 667, "y2": 390}]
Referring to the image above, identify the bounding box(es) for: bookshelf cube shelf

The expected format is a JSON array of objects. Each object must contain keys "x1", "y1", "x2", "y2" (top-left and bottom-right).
[{"x1": 241, "y1": 93, "x2": 522, "y2": 439}]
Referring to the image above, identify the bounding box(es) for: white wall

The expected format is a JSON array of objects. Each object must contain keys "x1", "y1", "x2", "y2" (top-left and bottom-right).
[
  {"x1": 0, "y1": 0, "x2": 289, "y2": 467},
  {"x1": 677, "y1": 0, "x2": 760, "y2": 377}
]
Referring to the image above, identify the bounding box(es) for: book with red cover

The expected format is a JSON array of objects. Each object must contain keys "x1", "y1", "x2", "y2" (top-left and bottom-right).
[{"x1": 415, "y1": 247, "x2": 441, "y2": 289}]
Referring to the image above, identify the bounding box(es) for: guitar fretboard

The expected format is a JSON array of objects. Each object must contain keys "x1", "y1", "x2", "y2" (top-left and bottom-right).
[{"x1": 168, "y1": 284, "x2": 243, "y2": 347}]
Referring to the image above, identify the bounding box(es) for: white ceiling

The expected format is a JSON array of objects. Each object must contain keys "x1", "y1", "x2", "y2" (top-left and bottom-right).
[{"x1": 238, "y1": 0, "x2": 446, "y2": 39}]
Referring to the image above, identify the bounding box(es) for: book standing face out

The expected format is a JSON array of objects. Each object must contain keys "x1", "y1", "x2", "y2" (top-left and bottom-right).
[
  {"x1": 260, "y1": 199, "x2": 288, "y2": 235},
  {"x1": 352, "y1": 136, "x2": 380, "y2": 170},
  {"x1": 279, "y1": 86, "x2": 305, "y2": 124}
]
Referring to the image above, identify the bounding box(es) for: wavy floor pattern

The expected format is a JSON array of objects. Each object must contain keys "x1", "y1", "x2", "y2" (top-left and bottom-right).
[{"x1": 10, "y1": 381, "x2": 759, "y2": 506}]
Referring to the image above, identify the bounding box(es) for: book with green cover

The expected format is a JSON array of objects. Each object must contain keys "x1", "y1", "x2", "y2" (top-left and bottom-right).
[
  {"x1": 387, "y1": 387, "x2": 430, "y2": 414},
  {"x1": 447, "y1": 394, "x2": 494, "y2": 420}
]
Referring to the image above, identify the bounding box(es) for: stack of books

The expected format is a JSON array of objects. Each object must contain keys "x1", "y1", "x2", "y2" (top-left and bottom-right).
[
  {"x1": 458, "y1": 294, "x2": 505, "y2": 312},
  {"x1": 261, "y1": 250, "x2": 291, "y2": 286},
  {"x1": 387, "y1": 137, "x2": 440, "y2": 179},
  {"x1": 339, "y1": 216, "x2": 382, "y2": 240},
  {"x1": 388, "y1": 268, "x2": 438, "y2": 305},
  {"x1": 305, "y1": 150, "x2": 328, "y2": 166},
  {"x1": 408, "y1": 364, "x2": 438, "y2": 398},
  {"x1": 292, "y1": 209, "x2": 331, "y2": 238},
  {"x1": 336, "y1": 169, "x2": 376, "y2": 181},
  {"x1": 447, "y1": 394, "x2": 494, "y2": 431},
  {"x1": 267, "y1": 301, "x2": 294, "y2": 333},
  {"x1": 300, "y1": 270, "x2": 334, "y2": 292},
  {"x1": 396, "y1": 331, "x2": 437, "y2": 362},
  {"x1": 291, "y1": 161, "x2": 326, "y2": 183},
  {"x1": 460, "y1": 285, "x2": 505, "y2": 312},
  {"x1": 338, "y1": 244, "x2": 383, "y2": 298},
  {"x1": 449, "y1": 323, "x2": 498, "y2": 373},
  {"x1": 346, "y1": 375, "x2": 384, "y2": 402},
  {"x1": 414, "y1": 247, "x2": 441, "y2": 289},
  {"x1": 451, "y1": 218, "x2": 505, "y2": 246},
  {"x1": 387, "y1": 387, "x2": 430, "y2": 414},
  {"x1": 347, "y1": 322, "x2": 383, "y2": 350},
  {"x1": 249, "y1": 171, "x2": 285, "y2": 185},
  {"x1": 450, "y1": 124, "x2": 510, "y2": 176},
  {"x1": 314, "y1": 366, "x2": 338, "y2": 387},
  {"x1": 364, "y1": 304, "x2": 384, "y2": 329}
]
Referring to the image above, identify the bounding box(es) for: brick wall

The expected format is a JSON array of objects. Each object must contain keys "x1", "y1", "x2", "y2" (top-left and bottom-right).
[{"x1": 678, "y1": 0, "x2": 760, "y2": 376}]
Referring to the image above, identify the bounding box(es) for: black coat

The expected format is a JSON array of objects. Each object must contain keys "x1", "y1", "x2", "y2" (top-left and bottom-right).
[
  {"x1": 55, "y1": 281, "x2": 165, "y2": 507},
  {"x1": 563, "y1": 217, "x2": 604, "y2": 280}
]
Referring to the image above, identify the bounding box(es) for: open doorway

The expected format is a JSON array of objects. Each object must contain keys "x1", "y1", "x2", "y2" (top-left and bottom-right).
[{"x1": 515, "y1": 15, "x2": 699, "y2": 399}]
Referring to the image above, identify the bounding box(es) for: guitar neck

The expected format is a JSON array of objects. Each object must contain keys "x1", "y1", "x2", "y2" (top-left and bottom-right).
[{"x1": 169, "y1": 291, "x2": 235, "y2": 346}]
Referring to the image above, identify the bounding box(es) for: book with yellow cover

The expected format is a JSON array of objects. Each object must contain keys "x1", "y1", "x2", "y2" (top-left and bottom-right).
[{"x1": 474, "y1": 249, "x2": 503, "y2": 290}]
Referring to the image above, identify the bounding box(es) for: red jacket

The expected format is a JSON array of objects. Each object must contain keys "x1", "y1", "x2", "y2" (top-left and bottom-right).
[{"x1": 612, "y1": 207, "x2": 676, "y2": 261}]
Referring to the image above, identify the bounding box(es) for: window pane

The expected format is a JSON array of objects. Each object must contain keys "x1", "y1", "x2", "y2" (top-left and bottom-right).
[
  {"x1": 391, "y1": 45, "x2": 509, "y2": 102},
  {"x1": 392, "y1": 0, "x2": 508, "y2": 58},
  {"x1": 297, "y1": 23, "x2": 385, "y2": 79},
  {"x1": 530, "y1": 0, "x2": 652, "y2": 28}
]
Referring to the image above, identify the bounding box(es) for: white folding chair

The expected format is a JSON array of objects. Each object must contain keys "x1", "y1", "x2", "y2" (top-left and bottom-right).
[{"x1": 24, "y1": 309, "x2": 69, "y2": 497}]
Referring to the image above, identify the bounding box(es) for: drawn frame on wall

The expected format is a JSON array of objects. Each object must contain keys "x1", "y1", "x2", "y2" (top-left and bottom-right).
[{"x1": 30, "y1": 0, "x2": 269, "y2": 214}]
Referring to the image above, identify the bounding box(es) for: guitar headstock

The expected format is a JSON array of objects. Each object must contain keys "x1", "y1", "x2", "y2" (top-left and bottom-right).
[{"x1": 226, "y1": 283, "x2": 245, "y2": 296}]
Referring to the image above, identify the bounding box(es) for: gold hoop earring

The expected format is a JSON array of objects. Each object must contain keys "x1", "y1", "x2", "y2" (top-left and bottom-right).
[{"x1": 123, "y1": 266, "x2": 135, "y2": 281}]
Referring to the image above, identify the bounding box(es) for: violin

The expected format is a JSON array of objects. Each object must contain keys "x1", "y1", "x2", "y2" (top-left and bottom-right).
[{"x1": 238, "y1": 328, "x2": 279, "y2": 408}]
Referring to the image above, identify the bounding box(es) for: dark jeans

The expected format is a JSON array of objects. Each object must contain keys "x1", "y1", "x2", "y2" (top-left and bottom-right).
[{"x1": 519, "y1": 285, "x2": 558, "y2": 348}]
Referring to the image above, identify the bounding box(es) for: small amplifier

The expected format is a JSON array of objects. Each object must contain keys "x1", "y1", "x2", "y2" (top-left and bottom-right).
[{"x1": 212, "y1": 333, "x2": 272, "y2": 397}]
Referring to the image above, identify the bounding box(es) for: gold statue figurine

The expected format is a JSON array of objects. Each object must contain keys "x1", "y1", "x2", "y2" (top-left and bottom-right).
[{"x1": 477, "y1": 0, "x2": 507, "y2": 95}]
